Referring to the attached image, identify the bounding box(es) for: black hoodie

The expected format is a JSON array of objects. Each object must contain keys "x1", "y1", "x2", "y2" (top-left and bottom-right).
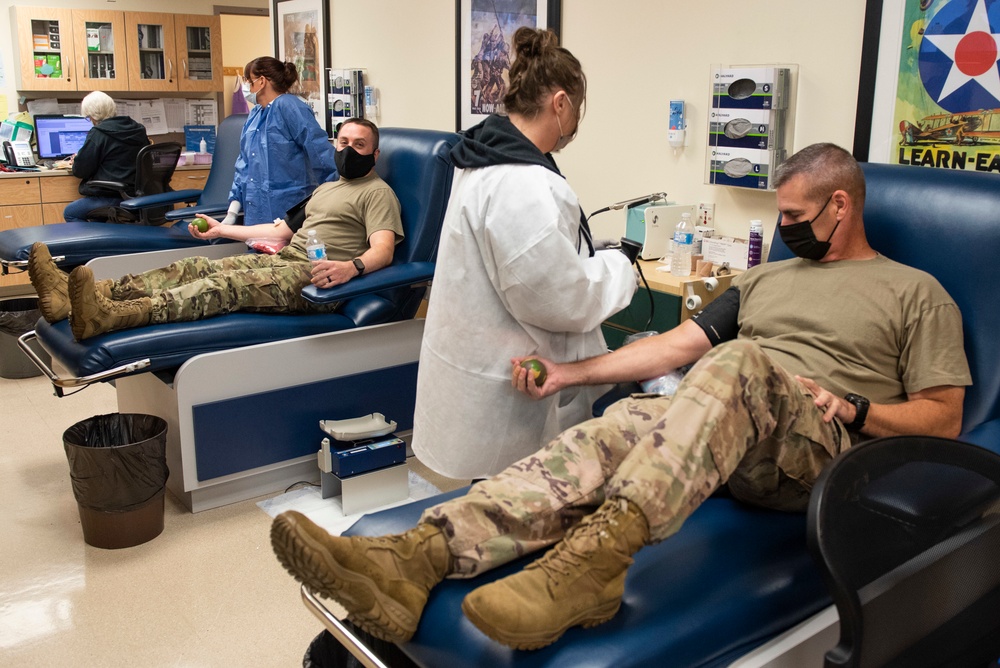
[
  {"x1": 451, "y1": 114, "x2": 562, "y2": 174},
  {"x1": 72, "y1": 116, "x2": 150, "y2": 196},
  {"x1": 450, "y1": 115, "x2": 593, "y2": 255}
]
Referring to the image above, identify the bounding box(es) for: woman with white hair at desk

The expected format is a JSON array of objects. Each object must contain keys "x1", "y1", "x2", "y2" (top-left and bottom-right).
[{"x1": 63, "y1": 90, "x2": 150, "y2": 222}]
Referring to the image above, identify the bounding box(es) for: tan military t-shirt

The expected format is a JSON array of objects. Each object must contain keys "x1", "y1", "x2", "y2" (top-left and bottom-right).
[
  {"x1": 287, "y1": 171, "x2": 403, "y2": 260},
  {"x1": 733, "y1": 255, "x2": 971, "y2": 404}
]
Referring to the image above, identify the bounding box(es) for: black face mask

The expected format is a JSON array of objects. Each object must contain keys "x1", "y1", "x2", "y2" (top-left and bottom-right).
[
  {"x1": 778, "y1": 194, "x2": 839, "y2": 261},
  {"x1": 335, "y1": 145, "x2": 376, "y2": 180}
]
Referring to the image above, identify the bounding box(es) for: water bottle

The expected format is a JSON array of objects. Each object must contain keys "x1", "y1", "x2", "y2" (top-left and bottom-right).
[
  {"x1": 671, "y1": 212, "x2": 693, "y2": 277},
  {"x1": 199, "y1": 137, "x2": 207, "y2": 154},
  {"x1": 748, "y1": 219, "x2": 763, "y2": 268},
  {"x1": 305, "y1": 229, "x2": 327, "y2": 261}
]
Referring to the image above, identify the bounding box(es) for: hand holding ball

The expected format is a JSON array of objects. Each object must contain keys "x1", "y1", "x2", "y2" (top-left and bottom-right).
[{"x1": 520, "y1": 359, "x2": 547, "y2": 386}]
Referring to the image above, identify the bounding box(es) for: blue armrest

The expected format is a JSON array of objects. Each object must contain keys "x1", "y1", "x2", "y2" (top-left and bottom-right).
[
  {"x1": 301, "y1": 262, "x2": 436, "y2": 304},
  {"x1": 164, "y1": 202, "x2": 231, "y2": 221},
  {"x1": 120, "y1": 189, "x2": 203, "y2": 211}
]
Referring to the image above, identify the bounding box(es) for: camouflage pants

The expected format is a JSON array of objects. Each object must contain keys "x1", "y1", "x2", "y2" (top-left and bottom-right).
[
  {"x1": 421, "y1": 340, "x2": 852, "y2": 577},
  {"x1": 111, "y1": 249, "x2": 338, "y2": 323}
]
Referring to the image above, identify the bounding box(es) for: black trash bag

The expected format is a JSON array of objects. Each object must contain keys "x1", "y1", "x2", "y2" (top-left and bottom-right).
[
  {"x1": 302, "y1": 628, "x2": 418, "y2": 668},
  {"x1": 0, "y1": 298, "x2": 42, "y2": 337},
  {"x1": 63, "y1": 413, "x2": 169, "y2": 512}
]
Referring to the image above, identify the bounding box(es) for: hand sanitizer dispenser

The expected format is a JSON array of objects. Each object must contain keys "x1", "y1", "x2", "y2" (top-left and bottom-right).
[{"x1": 668, "y1": 99, "x2": 686, "y2": 148}]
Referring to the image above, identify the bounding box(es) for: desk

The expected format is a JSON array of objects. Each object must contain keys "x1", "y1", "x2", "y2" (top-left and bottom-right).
[
  {"x1": 602, "y1": 259, "x2": 739, "y2": 348},
  {"x1": 0, "y1": 165, "x2": 209, "y2": 292}
]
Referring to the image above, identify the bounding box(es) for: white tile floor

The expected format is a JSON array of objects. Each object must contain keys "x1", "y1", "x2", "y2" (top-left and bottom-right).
[{"x1": 0, "y1": 372, "x2": 466, "y2": 667}]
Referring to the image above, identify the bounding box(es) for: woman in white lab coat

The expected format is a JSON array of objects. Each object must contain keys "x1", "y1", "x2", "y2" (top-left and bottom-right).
[{"x1": 412, "y1": 27, "x2": 637, "y2": 480}]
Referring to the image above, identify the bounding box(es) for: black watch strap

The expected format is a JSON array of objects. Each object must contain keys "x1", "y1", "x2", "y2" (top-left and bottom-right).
[
  {"x1": 844, "y1": 393, "x2": 870, "y2": 431},
  {"x1": 352, "y1": 258, "x2": 365, "y2": 276}
]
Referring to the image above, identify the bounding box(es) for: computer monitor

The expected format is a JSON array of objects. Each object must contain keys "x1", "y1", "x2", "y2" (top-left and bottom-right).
[{"x1": 34, "y1": 115, "x2": 94, "y2": 160}]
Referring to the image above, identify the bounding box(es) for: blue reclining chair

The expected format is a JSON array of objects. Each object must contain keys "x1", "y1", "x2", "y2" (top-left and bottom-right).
[
  {"x1": 0, "y1": 113, "x2": 247, "y2": 275},
  {"x1": 303, "y1": 162, "x2": 1000, "y2": 668},
  {"x1": 20, "y1": 128, "x2": 460, "y2": 512}
]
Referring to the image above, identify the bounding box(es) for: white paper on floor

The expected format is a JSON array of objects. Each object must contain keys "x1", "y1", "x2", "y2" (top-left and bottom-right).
[{"x1": 257, "y1": 469, "x2": 441, "y2": 536}]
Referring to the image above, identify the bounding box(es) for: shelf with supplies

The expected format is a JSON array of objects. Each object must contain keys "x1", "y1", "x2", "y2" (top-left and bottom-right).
[
  {"x1": 601, "y1": 260, "x2": 741, "y2": 350},
  {"x1": 10, "y1": 6, "x2": 223, "y2": 93}
]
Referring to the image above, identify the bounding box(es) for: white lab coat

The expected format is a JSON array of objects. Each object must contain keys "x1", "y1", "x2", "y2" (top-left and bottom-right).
[{"x1": 411, "y1": 163, "x2": 637, "y2": 479}]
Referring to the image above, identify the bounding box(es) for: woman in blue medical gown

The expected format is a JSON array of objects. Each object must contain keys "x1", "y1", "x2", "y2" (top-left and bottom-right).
[
  {"x1": 411, "y1": 28, "x2": 637, "y2": 480},
  {"x1": 223, "y1": 57, "x2": 337, "y2": 226}
]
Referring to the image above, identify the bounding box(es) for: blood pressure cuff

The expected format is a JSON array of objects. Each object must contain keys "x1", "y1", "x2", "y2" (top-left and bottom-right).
[
  {"x1": 284, "y1": 195, "x2": 312, "y2": 233},
  {"x1": 690, "y1": 286, "x2": 740, "y2": 346}
]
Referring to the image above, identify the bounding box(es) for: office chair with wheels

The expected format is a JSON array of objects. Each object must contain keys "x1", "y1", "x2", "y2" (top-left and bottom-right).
[
  {"x1": 807, "y1": 436, "x2": 1000, "y2": 668},
  {"x1": 85, "y1": 142, "x2": 183, "y2": 225}
]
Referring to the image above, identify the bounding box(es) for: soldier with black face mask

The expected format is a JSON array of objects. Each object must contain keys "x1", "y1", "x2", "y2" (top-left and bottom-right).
[
  {"x1": 29, "y1": 118, "x2": 401, "y2": 341},
  {"x1": 269, "y1": 142, "x2": 971, "y2": 652}
]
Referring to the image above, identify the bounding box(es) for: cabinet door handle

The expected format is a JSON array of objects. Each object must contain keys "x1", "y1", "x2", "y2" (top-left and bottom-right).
[
  {"x1": 182, "y1": 58, "x2": 188, "y2": 77},
  {"x1": 167, "y1": 58, "x2": 173, "y2": 82},
  {"x1": 81, "y1": 56, "x2": 87, "y2": 78}
]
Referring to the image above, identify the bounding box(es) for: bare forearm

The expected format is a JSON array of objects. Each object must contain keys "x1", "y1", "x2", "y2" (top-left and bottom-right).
[
  {"x1": 560, "y1": 320, "x2": 712, "y2": 389},
  {"x1": 862, "y1": 390, "x2": 965, "y2": 439}
]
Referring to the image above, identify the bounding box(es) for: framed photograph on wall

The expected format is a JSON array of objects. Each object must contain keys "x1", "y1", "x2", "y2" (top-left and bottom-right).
[
  {"x1": 273, "y1": 0, "x2": 330, "y2": 135},
  {"x1": 855, "y1": 0, "x2": 1000, "y2": 173},
  {"x1": 456, "y1": 0, "x2": 562, "y2": 132}
]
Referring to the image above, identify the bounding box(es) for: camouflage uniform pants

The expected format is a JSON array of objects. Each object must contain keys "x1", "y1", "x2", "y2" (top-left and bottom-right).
[
  {"x1": 421, "y1": 339, "x2": 853, "y2": 577},
  {"x1": 111, "y1": 249, "x2": 339, "y2": 323}
]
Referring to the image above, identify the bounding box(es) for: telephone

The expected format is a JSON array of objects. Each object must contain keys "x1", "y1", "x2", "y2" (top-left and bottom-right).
[{"x1": 2, "y1": 140, "x2": 35, "y2": 168}]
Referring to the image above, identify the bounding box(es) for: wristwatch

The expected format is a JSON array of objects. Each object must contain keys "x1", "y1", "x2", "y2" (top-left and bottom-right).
[
  {"x1": 352, "y1": 258, "x2": 365, "y2": 276},
  {"x1": 843, "y1": 393, "x2": 870, "y2": 431}
]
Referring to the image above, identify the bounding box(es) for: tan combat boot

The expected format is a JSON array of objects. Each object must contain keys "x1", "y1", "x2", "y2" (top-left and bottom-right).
[
  {"x1": 28, "y1": 242, "x2": 71, "y2": 323},
  {"x1": 271, "y1": 510, "x2": 452, "y2": 644},
  {"x1": 68, "y1": 266, "x2": 151, "y2": 340},
  {"x1": 462, "y1": 497, "x2": 650, "y2": 650}
]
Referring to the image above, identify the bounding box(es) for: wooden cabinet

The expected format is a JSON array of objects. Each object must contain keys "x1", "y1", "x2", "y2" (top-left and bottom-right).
[
  {"x1": 11, "y1": 6, "x2": 77, "y2": 91},
  {"x1": 601, "y1": 261, "x2": 739, "y2": 349},
  {"x1": 169, "y1": 169, "x2": 210, "y2": 193},
  {"x1": 174, "y1": 14, "x2": 223, "y2": 93},
  {"x1": 123, "y1": 12, "x2": 179, "y2": 92},
  {"x1": 39, "y1": 176, "x2": 80, "y2": 224},
  {"x1": 71, "y1": 9, "x2": 129, "y2": 92},
  {"x1": 11, "y1": 7, "x2": 223, "y2": 93},
  {"x1": 0, "y1": 177, "x2": 44, "y2": 288}
]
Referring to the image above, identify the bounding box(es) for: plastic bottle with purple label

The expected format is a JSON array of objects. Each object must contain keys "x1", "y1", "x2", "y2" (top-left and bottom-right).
[{"x1": 748, "y1": 219, "x2": 763, "y2": 268}]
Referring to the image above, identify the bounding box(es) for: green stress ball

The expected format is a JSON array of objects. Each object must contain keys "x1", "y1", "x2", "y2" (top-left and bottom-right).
[
  {"x1": 192, "y1": 219, "x2": 209, "y2": 233},
  {"x1": 520, "y1": 359, "x2": 547, "y2": 386}
]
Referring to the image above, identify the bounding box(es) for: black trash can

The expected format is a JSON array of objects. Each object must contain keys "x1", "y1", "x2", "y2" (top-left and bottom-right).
[
  {"x1": 63, "y1": 413, "x2": 169, "y2": 549},
  {"x1": 0, "y1": 297, "x2": 50, "y2": 379}
]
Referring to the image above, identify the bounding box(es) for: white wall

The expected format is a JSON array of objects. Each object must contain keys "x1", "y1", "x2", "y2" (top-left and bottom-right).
[
  {"x1": 4, "y1": 0, "x2": 869, "y2": 241},
  {"x1": 325, "y1": 0, "x2": 868, "y2": 241},
  {"x1": 220, "y1": 13, "x2": 272, "y2": 117}
]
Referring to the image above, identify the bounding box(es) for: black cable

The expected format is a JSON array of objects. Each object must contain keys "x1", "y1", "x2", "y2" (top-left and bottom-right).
[
  {"x1": 586, "y1": 210, "x2": 657, "y2": 334},
  {"x1": 633, "y1": 259, "x2": 655, "y2": 333}
]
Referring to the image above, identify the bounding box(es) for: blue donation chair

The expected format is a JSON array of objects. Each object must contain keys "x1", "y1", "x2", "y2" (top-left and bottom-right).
[
  {"x1": 808, "y1": 435, "x2": 1000, "y2": 668},
  {"x1": 303, "y1": 162, "x2": 1000, "y2": 667},
  {"x1": 19, "y1": 128, "x2": 460, "y2": 513},
  {"x1": 0, "y1": 113, "x2": 247, "y2": 275}
]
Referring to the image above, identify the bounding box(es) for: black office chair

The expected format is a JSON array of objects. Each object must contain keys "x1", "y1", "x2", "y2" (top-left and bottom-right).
[
  {"x1": 85, "y1": 142, "x2": 183, "y2": 225},
  {"x1": 807, "y1": 436, "x2": 1000, "y2": 668}
]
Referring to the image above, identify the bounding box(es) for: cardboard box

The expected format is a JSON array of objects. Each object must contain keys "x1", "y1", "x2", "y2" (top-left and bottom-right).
[
  {"x1": 711, "y1": 66, "x2": 790, "y2": 110},
  {"x1": 708, "y1": 107, "x2": 785, "y2": 150},
  {"x1": 702, "y1": 236, "x2": 750, "y2": 271},
  {"x1": 707, "y1": 146, "x2": 785, "y2": 191}
]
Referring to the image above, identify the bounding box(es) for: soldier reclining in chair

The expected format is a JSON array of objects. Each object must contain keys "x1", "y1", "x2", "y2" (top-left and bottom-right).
[
  {"x1": 269, "y1": 143, "x2": 970, "y2": 650},
  {"x1": 29, "y1": 119, "x2": 401, "y2": 341}
]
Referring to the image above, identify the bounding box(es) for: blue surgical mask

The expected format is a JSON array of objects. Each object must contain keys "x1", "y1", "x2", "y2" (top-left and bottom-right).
[{"x1": 242, "y1": 82, "x2": 257, "y2": 106}]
